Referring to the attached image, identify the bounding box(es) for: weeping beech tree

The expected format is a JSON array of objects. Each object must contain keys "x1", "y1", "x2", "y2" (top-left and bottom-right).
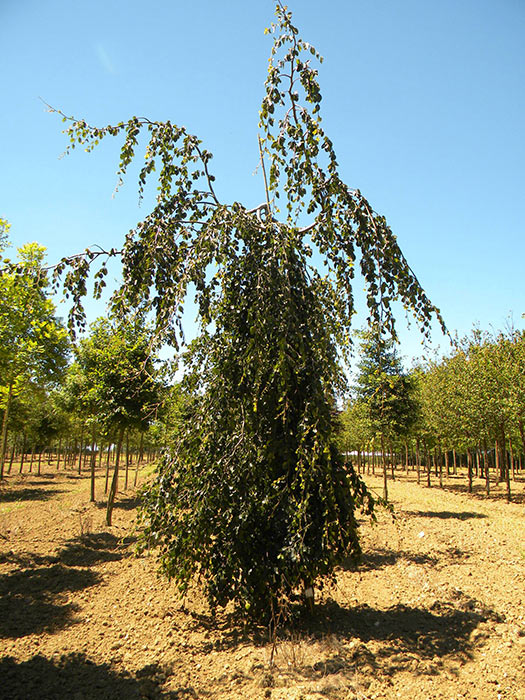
[{"x1": 41, "y1": 4, "x2": 444, "y2": 617}]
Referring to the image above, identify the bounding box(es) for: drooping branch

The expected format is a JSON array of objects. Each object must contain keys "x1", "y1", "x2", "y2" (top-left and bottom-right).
[{"x1": 32, "y1": 3, "x2": 445, "y2": 351}]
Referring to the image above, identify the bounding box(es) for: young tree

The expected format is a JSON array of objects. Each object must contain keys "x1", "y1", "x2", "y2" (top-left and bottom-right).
[
  {"x1": 353, "y1": 330, "x2": 418, "y2": 499},
  {"x1": 74, "y1": 317, "x2": 164, "y2": 523},
  {"x1": 29, "y1": 5, "x2": 444, "y2": 617},
  {"x1": 0, "y1": 239, "x2": 70, "y2": 478}
]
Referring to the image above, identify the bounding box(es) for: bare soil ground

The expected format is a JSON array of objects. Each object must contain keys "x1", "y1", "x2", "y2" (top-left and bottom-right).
[{"x1": 0, "y1": 464, "x2": 524, "y2": 700}]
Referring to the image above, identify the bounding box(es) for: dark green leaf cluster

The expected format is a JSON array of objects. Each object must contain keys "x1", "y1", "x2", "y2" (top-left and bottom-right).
[
  {"x1": 35, "y1": 2, "x2": 446, "y2": 619},
  {"x1": 138, "y1": 222, "x2": 374, "y2": 617}
]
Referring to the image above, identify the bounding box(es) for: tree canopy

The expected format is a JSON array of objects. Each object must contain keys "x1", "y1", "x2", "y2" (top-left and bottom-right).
[
  {"x1": 11, "y1": 4, "x2": 446, "y2": 618},
  {"x1": 0, "y1": 238, "x2": 70, "y2": 477}
]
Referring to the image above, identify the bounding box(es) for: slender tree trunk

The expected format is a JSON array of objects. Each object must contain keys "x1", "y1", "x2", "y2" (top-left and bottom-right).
[
  {"x1": 105, "y1": 442, "x2": 112, "y2": 494},
  {"x1": 438, "y1": 448, "x2": 443, "y2": 488},
  {"x1": 467, "y1": 449, "x2": 473, "y2": 493},
  {"x1": 8, "y1": 439, "x2": 16, "y2": 475},
  {"x1": 134, "y1": 447, "x2": 141, "y2": 487},
  {"x1": 106, "y1": 427, "x2": 125, "y2": 526},
  {"x1": 389, "y1": 441, "x2": 395, "y2": 481},
  {"x1": 0, "y1": 380, "x2": 14, "y2": 480},
  {"x1": 453, "y1": 448, "x2": 457, "y2": 475},
  {"x1": 483, "y1": 439, "x2": 490, "y2": 495},
  {"x1": 495, "y1": 440, "x2": 501, "y2": 485},
  {"x1": 509, "y1": 435, "x2": 515, "y2": 480},
  {"x1": 28, "y1": 446, "x2": 35, "y2": 473},
  {"x1": 381, "y1": 433, "x2": 388, "y2": 502},
  {"x1": 90, "y1": 426, "x2": 97, "y2": 503},
  {"x1": 518, "y1": 418, "x2": 525, "y2": 458},
  {"x1": 56, "y1": 438, "x2": 62, "y2": 470},
  {"x1": 78, "y1": 426, "x2": 85, "y2": 475},
  {"x1": 138, "y1": 431, "x2": 144, "y2": 465},
  {"x1": 501, "y1": 426, "x2": 511, "y2": 503},
  {"x1": 426, "y1": 446, "x2": 431, "y2": 487},
  {"x1": 19, "y1": 435, "x2": 26, "y2": 473},
  {"x1": 416, "y1": 438, "x2": 421, "y2": 484},
  {"x1": 125, "y1": 431, "x2": 130, "y2": 490}
]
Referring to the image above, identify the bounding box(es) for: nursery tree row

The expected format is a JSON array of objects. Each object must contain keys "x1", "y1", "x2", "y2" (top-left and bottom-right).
[{"x1": 341, "y1": 327, "x2": 525, "y2": 501}]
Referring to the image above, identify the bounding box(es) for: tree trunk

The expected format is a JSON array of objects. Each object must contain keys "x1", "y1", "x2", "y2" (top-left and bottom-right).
[
  {"x1": 381, "y1": 434, "x2": 388, "y2": 501},
  {"x1": 125, "y1": 431, "x2": 130, "y2": 491},
  {"x1": 138, "y1": 431, "x2": 144, "y2": 465},
  {"x1": 501, "y1": 425, "x2": 511, "y2": 503},
  {"x1": 78, "y1": 426, "x2": 85, "y2": 475},
  {"x1": 28, "y1": 446, "x2": 35, "y2": 473},
  {"x1": 19, "y1": 435, "x2": 26, "y2": 473},
  {"x1": 90, "y1": 426, "x2": 97, "y2": 503},
  {"x1": 0, "y1": 380, "x2": 14, "y2": 480},
  {"x1": 509, "y1": 435, "x2": 515, "y2": 481},
  {"x1": 105, "y1": 442, "x2": 112, "y2": 494},
  {"x1": 495, "y1": 440, "x2": 500, "y2": 485},
  {"x1": 416, "y1": 438, "x2": 421, "y2": 484},
  {"x1": 106, "y1": 427, "x2": 125, "y2": 526},
  {"x1": 56, "y1": 438, "x2": 62, "y2": 470},
  {"x1": 483, "y1": 439, "x2": 490, "y2": 495},
  {"x1": 7, "y1": 438, "x2": 16, "y2": 475},
  {"x1": 134, "y1": 432, "x2": 144, "y2": 488},
  {"x1": 518, "y1": 418, "x2": 525, "y2": 458},
  {"x1": 467, "y1": 449, "x2": 473, "y2": 493}
]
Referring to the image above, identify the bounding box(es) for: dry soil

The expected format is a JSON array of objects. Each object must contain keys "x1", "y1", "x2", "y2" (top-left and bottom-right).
[{"x1": 0, "y1": 464, "x2": 524, "y2": 699}]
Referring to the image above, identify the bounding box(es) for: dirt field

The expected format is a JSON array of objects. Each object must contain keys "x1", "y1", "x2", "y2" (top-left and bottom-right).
[{"x1": 0, "y1": 463, "x2": 524, "y2": 700}]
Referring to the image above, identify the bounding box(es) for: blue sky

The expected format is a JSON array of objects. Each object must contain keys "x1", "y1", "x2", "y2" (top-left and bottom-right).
[{"x1": 1, "y1": 0, "x2": 524, "y2": 366}]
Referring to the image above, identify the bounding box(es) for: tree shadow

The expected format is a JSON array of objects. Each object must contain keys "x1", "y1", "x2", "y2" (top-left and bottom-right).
[
  {"x1": 340, "y1": 547, "x2": 438, "y2": 572},
  {"x1": 94, "y1": 494, "x2": 140, "y2": 512},
  {"x1": 0, "y1": 487, "x2": 66, "y2": 503},
  {"x1": 435, "y1": 481, "x2": 525, "y2": 505},
  {"x1": 57, "y1": 532, "x2": 135, "y2": 567},
  {"x1": 0, "y1": 550, "x2": 56, "y2": 567},
  {"x1": 169, "y1": 588, "x2": 499, "y2": 682},
  {"x1": 0, "y1": 563, "x2": 100, "y2": 638},
  {"x1": 0, "y1": 654, "x2": 183, "y2": 700},
  {"x1": 174, "y1": 606, "x2": 269, "y2": 653},
  {"x1": 288, "y1": 593, "x2": 501, "y2": 678},
  {"x1": 404, "y1": 509, "x2": 488, "y2": 520}
]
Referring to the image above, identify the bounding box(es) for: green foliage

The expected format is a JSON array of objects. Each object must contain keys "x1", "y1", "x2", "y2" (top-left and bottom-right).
[
  {"x1": 414, "y1": 327, "x2": 525, "y2": 461},
  {"x1": 0, "y1": 242, "x2": 70, "y2": 393},
  {"x1": 138, "y1": 224, "x2": 374, "y2": 616},
  {"x1": 0, "y1": 218, "x2": 10, "y2": 252},
  {"x1": 72, "y1": 317, "x2": 164, "y2": 435},
  {"x1": 34, "y1": 4, "x2": 444, "y2": 617},
  {"x1": 42, "y1": 5, "x2": 444, "y2": 349},
  {"x1": 354, "y1": 330, "x2": 417, "y2": 441},
  {"x1": 0, "y1": 239, "x2": 70, "y2": 476}
]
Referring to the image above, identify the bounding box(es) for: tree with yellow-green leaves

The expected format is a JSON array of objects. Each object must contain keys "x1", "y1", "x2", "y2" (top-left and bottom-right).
[{"x1": 0, "y1": 229, "x2": 70, "y2": 478}]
